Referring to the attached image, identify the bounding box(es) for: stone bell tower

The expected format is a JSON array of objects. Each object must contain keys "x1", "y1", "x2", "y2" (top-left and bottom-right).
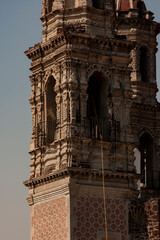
[{"x1": 24, "y1": 0, "x2": 160, "y2": 239}]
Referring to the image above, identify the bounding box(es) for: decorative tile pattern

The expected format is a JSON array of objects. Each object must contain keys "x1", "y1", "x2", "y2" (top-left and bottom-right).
[
  {"x1": 32, "y1": 197, "x2": 68, "y2": 240},
  {"x1": 73, "y1": 196, "x2": 128, "y2": 240}
]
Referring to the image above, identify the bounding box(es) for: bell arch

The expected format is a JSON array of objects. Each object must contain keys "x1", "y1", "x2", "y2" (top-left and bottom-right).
[
  {"x1": 87, "y1": 71, "x2": 112, "y2": 139},
  {"x1": 139, "y1": 46, "x2": 149, "y2": 83},
  {"x1": 87, "y1": 71, "x2": 108, "y2": 119},
  {"x1": 45, "y1": 75, "x2": 57, "y2": 143}
]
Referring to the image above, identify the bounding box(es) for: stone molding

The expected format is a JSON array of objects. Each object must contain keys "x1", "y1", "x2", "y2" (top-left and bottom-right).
[
  {"x1": 25, "y1": 31, "x2": 135, "y2": 61},
  {"x1": 27, "y1": 183, "x2": 69, "y2": 205},
  {"x1": 24, "y1": 167, "x2": 139, "y2": 189}
]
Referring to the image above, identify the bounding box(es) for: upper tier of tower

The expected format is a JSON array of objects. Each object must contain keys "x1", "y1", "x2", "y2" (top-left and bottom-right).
[
  {"x1": 40, "y1": 0, "x2": 156, "y2": 43},
  {"x1": 41, "y1": 0, "x2": 147, "y2": 15},
  {"x1": 25, "y1": 0, "x2": 160, "y2": 186},
  {"x1": 41, "y1": 0, "x2": 116, "y2": 42},
  {"x1": 41, "y1": 0, "x2": 114, "y2": 16}
]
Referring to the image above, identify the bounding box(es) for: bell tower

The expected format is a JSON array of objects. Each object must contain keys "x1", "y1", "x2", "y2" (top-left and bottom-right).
[{"x1": 24, "y1": 0, "x2": 160, "y2": 239}]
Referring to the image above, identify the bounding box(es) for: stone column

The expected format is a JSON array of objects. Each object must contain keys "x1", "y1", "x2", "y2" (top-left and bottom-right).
[
  {"x1": 30, "y1": 107, "x2": 36, "y2": 151},
  {"x1": 116, "y1": 0, "x2": 122, "y2": 11},
  {"x1": 69, "y1": 81, "x2": 78, "y2": 125},
  {"x1": 130, "y1": 0, "x2": 134, "y2": 9},
  {"x1": 29, "y1": 75, "x2": 36, "y2": 151}
]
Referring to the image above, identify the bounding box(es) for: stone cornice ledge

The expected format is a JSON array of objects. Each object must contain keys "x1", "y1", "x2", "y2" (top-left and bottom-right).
[
  {"x1": 26, "y1": 183, "x2": 70, "y2": 206},
  {"x1": 24, "y1": 31, "x2": 135, "y2": 61},
  {"x1": 24, "y1": 167, "x2": 139, "y2": 189}
]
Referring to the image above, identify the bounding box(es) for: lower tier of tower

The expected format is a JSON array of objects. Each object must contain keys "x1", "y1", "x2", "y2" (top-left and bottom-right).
[{"x1": 25, "y1": 168, "x2": 160, "y2": 240}]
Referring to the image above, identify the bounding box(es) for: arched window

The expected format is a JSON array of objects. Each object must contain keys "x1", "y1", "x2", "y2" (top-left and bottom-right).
[
  {"x1": 92, "y1": 0, "x2": 105, "y2": 10},
  {"x1": 139, "y1": 133, "x2": 154, "y2": 188},
  {"x1": 87, "y1": 72, "x2": 106, "y2": 119},
  {"x1": 87, "y1": 72, "x2": 109, "y2": 139},
  {"x1": 139, "y1": 47, "x2": 149, "y2": 83},
  {"x1": 46, "y1": 76, "x2": 56, "y2": 143},
  {"x1": 137, "y1": 0, "x2": 146, "y2": 18}
]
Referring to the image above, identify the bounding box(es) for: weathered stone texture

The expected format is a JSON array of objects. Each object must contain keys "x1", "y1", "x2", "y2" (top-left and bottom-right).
[
  {"x1": 25, "y1": 0, "x2": 160, "y2": 239},
  {"x1": 129, "y1": 198, "x2": 160, "y2": 240},
  {"x1": 145, "y1": 199, "x2": 160, "y2": 240}
]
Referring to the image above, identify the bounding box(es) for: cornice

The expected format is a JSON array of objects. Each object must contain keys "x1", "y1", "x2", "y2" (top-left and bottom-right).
[
  {"x1": 25, "y1": 32, "x2": 66, "y2": 60},
  {"x1": 132, "y1": 102, "x2": 160, "y2": 112},
  {"x1": 24, "y1": 168, "x2": 68, "y2": 188},
  {"x1": 67, "y1": 31, "x2": 134, "y2": 48},
  {"x1": 24, "y1": 167, "x2": 139, "y2": 189},
  {"x1": 116, "y1": 17, "x2": 160, "y2": 35},
  {"x1": 117, "y1": 16, "x2": 157, "y2": 25},
  {"x1": 25, "y1": 31, "x2": 135, "y2": 62},
  {"x1": 131, "y1": 81, "x2": 157, "y2": 88}
]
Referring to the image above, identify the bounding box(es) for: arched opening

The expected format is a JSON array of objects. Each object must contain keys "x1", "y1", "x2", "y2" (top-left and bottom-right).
[
  {"x1": 46, "y1": 76, "x2": 56, "y2": 143},
  {"x1": 137, "y1": 0, "x2": 147, "y2": 18},
  {"x1": 139, "y1": 133, "x2": 154, "y2": 188},
  {"x1": 48, "y1": 0, "x2": 54, "y2": 12},
  {"x1": 87, "y1": 72, "x2": 106, "y2": 119},
  {"x1": 87, "y1": 72, "x2": 109, "y2": 139},
  {"x1": 139, "y1": 47, "x2": 149, "y2": 83},
  {"x1": 92, "y1": 0, "x2": 105, "y2": 10}
]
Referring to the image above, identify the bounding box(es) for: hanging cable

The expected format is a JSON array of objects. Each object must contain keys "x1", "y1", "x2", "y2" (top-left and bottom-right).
[
  {"x1": 89, "y1": 89, "x2": 108, "y2": 239},
  {"x1": 100, "y1": 134, "x2": 108, "y2": 240}
]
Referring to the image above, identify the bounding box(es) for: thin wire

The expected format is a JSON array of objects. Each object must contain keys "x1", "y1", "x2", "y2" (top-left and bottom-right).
[
  {"x1": 100, "y1": 134, "x2": 108, "y2": 240},
  {"x1": 89, "y1": 91, "x2": 108, "y2": 239}
]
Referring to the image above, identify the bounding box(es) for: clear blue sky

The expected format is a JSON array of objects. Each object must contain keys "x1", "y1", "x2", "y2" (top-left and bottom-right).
[{"x1": 0, "y1": 1, "x2": 159, "y2": 239}]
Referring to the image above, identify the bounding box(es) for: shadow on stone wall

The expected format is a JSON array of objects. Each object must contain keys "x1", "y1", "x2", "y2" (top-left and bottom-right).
[{"x1": 129, "y1": 198, "x2": 160, "y2": 240}]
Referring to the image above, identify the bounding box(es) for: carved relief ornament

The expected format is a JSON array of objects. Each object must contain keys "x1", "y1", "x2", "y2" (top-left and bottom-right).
[{"x1": 86, "y1": 64, "x2": 111, "y2": 83}]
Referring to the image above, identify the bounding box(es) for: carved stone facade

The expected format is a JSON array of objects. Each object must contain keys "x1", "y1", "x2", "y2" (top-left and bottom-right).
[{"x1": 24, "y1": 0, "x2": 160, "y2": 239}]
